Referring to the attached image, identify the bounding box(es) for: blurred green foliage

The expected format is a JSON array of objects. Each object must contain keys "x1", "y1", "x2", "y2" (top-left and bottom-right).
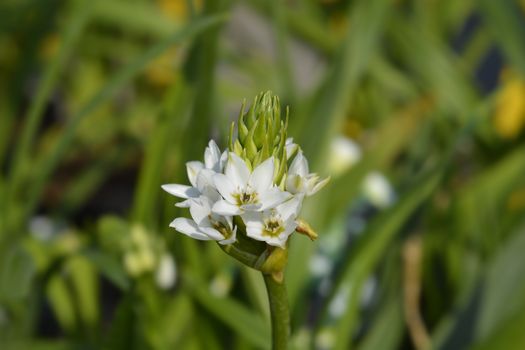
[{"x1": 1, "y1": 0, "x2": 525, "y2": 349}]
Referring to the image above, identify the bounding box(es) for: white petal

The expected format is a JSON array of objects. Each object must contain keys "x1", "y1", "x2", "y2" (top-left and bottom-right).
[
  {"x1": 162, "y1": 184, "x2": 200, "y2": 199},
  {"x1": 241, "y1": 211, "x2": 264, "y2": 227},
  {"x1": 186, "y1": 161, "x2": 203, "y2": 187},
  {"x1": 248, "y1": 157, "x2": 274, "y2": 193},
  {"x1": 277, "y1": 195, "x2": 303, "y2": 220},
  {"x1": 199, "y1": 227, "x2": 224, "y2": 241},
  {"x1": 282, "y1": 218, "x2": 298, "y2": 236},
  {"x1": 224, "y1": 215, "x2": 233, "y2": 230},
  {"x1": 225, "y1": 152, "x2": 250, "y2": 188},
  {"x1": 189, "y1": 198, "x2": 211, "y2": 226},
  {"x1": 213, "y1": 174, "x2": 237, "y2": 203},
  {"x1": 289, "y1": 151, "x2": 309, "y2": 177},
  {"x1": 175, "y1": 199, "x2": 192, "y2": 208},
  {"x1": 245, "y1": 221, "x2": 266, "y2": 241},
  {"x1": 285, "y1": 138, "x2": 298, "y2": 160},
  {"x1": 265, "y1": 236, "x2": 288, "y2": 248},
  {"x1": 259, "y1": 188, "x2": 292, "y2": 211},
  {"x1": 196, "y1": 169, "x2": 217, "y2": 195},
  {"x1": 285, "y1": 174, "x2": 304, "y2": 194},
  {"x1": 309, "y1": 176, "x2": 330, "y2": 196},
  {"x1": 219, "y1": 226, "x2": 237, "y2": 245},
  {"x1": 212, "y1": 200, "x2": 243, "y2": 216},
  {"x1": 240, "y1": 203, "x2": 262, "y2": 211},
  {"x1": 219, "y1": 151, "x2": 228, "y2": 172},
  {"x1": 205, "y1": 140, "x2": 221, "y2": 170},
  {"x1": 170, "y1": 218, "x2": 211, "y2": 240}
]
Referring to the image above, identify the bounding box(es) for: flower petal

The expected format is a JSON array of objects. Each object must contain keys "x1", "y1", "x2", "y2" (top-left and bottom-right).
[
  {"x1": 189, "y1": 198, "x2": 211, "y2": 226},
  {"x1": 310, "y1": 176, "x2": 330, "y2": 196},
  {"x1": 213, "y1": 174, "x2": 237, "y2": 203},
  {"x1": 212, "y1": 199, "x2": 243, "y2": 216},
  {"x1": 265, "y1": 236, "x2": 287, "y2": 248},
  {"x1": 205, "y1": 139, "x2": 221, "y2": 170},
  {"x1": 170, "y1": 218, "x2": 211, "y2": 240},
  {"x1": 196, "y1": 169, "x2": 218, "y2": 196},
  {"x1": 219, "y1": 226, "x2": 237, "y2": 245},
  {"x1": 186, "y1": 161, "x2": 203, "y2": 187},
  {"x1": 219, "y1": 151, "x2": 228, "y2": 172},
  {"x1": 175, "y1": 199, "x2": 192, "y2": 208},
  {"x1": 199, "y1": 227, "x2": 224, "y2": 241},
  {"x1": 285, "y1": 138, "x2": 298, "y2": 160},
  {"x1": 277, "y1": 195, "x2": 303, "y2": 220},
  {"x1": 248, "y1": 157, "x2": 274, "y2": 193},
  {"x1": 162, "y1": 184, "x2": 200, "y2": 199},
  {"x1": 285, "y1": 174, "x2": 304, "y2": 194},
  {"x1": 225, "y1": 152, "x2": 250, "y2": 188},
  {"x1": 259, "y1": 187, "x2": 292, "y2": 211},
  {"x1": 289, "y1": 151, "x2": 309, "y2": 177},
  {"x1": 241, "y1": 210, "x2": 264, "y2": 227},
  {"x1": 245, "y1": 221, "x2": 266, "y2": 241}
]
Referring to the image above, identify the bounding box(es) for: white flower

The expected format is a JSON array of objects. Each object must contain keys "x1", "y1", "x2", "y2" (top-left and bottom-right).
[
  {"x1": 328, "y1": 136, "x2": 361, "y2": 177},
  {"x1": 162, "y1": 140, "x2": 226, "y2": 208},
  {"x1": 123, "y1": 225, "x2": 157, "y2": 277},
  {"x1": 285, "y1": 137, "x2": 299, "y2": 160},
  {"x1": 286, "y1": 151, "x2": 329, "y2": 196},
  {"x1": 155, "y1": 254, "x2": 177, "y2": 290},
  {"x1": 170, "y1": 194, "x2": 237, "y2": 244},
  {"x1": 363, "y1": 172, "x2": 395, "y2": 208},
  {"x1": 241, "y1": 196, "x2": 302, "y2": 248},
  {"x1": 212, "y1": 153, "x2": 291, "y2": 216}
]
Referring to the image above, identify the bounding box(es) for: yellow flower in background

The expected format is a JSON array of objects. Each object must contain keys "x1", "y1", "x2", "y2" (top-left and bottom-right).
[
  {"x1": 493, "y1": 70, "x2": 525, "y2": 139},
  {"x1": 145, "y1": 48, "x2": 178, "y2": 87},
  {"x1": 40, "y1": 34, "x2": 60, "y2": 60},
  {"x1": 157, "y1": 0, "x2": 187, "y2": 20},
  {"x1": 507, "y1": 187, "x2": 525, "y2": 212},
  {"x1": 157, "y1": 0, "x2": 202, "y2": 20}
]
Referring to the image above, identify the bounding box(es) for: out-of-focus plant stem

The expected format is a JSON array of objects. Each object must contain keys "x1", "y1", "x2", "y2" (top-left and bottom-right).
[{"x1": 263, "y1": 273, "x2": 290, "y2": 350}]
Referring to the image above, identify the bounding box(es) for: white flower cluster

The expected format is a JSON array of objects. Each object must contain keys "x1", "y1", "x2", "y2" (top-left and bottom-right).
[{"x1": 162, "y1": 140, "x2": 328, "y2": 248}]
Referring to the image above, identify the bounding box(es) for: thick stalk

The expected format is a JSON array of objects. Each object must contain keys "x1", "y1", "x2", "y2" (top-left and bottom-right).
[{"x1": 263, "y1": 273, "x2": 290, "y2": 350}]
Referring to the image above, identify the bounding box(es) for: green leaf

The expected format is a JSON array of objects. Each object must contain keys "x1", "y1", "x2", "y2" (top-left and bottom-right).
[
  {"x1": 187, "y1": 278, "x2": 271, "y2": 349},
  {"x1": 24, "y1": 13, "x2": 228, "y2": 228},
  {"x1": 83, "y1": 250, "x2": 130, "y2": 291},
  {"x1": 479, "y1": 0, "x2": 525, "y2": 76},
  {"x1": 326, "y1": 172, "x2": 441, "y2": 350},
  {"x1": 103, "y1": 295, "x2": 146, "y2": 350},
  {"x1": 46, "y1": 274, "x2": 76, "y2": 332},
  {"x1": 297, "y1": 0, "x2": 392, "y2": 168},
  {"x1": 0, "y1": 244, "x2": 36, "y2": 302},
  {"x1": 357, "y1": 293, "x2": 404, "y2": 350},
  {"x1": 6, "y1": 0, "x2": 93, "y2": 220},
  {"x1": 432, "y1": 223, "x2": 525, "y2": 349},
  {"x1": 67, "y1": 256, "x2": 99, "y2": 328}
]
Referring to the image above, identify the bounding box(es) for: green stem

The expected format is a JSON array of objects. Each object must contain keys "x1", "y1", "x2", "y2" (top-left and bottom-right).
[{"x1": 263, "y1": 273, "x2": 290, "y2": 350}]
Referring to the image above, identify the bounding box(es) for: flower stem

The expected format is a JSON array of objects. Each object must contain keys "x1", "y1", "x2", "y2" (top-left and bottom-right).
[{"x1": 263, "y1": 272, "x2": 290, "y2": 350}]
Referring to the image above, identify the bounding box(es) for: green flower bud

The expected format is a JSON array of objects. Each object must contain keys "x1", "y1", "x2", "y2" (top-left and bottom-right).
[{"x1": 229, "y1": 91, "x2": 289, "y2": 184}]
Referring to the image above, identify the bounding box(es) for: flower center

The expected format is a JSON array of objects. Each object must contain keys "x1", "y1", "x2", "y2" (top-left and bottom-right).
[
  {"x1": 234, "y1": 188, "x2": 258, "y2": 205},
  {"x1": 211, "y1": 219, "x2": 232, "y2": 239},
  {"x1": 263, "y1": 215, "x2": 284, "y2": 237}
]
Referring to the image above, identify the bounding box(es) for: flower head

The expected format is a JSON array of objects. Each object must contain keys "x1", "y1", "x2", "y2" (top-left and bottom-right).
[
  {"x1": 212, "y1": 153, "x2": 291, "y2": 216},
  {"x1": 162, "y1": 91, "x2": 328, "y2": 274}
]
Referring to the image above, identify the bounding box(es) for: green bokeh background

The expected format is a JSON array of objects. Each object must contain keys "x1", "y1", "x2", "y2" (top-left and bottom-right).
[{"x1": 1, "y1": 0, "x2": 525, "y2": 349}]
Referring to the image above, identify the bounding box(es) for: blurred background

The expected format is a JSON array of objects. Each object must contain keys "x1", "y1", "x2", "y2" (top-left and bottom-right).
[{"x1": 1, "y1": 0, "x2": 525, "y2": 349}]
